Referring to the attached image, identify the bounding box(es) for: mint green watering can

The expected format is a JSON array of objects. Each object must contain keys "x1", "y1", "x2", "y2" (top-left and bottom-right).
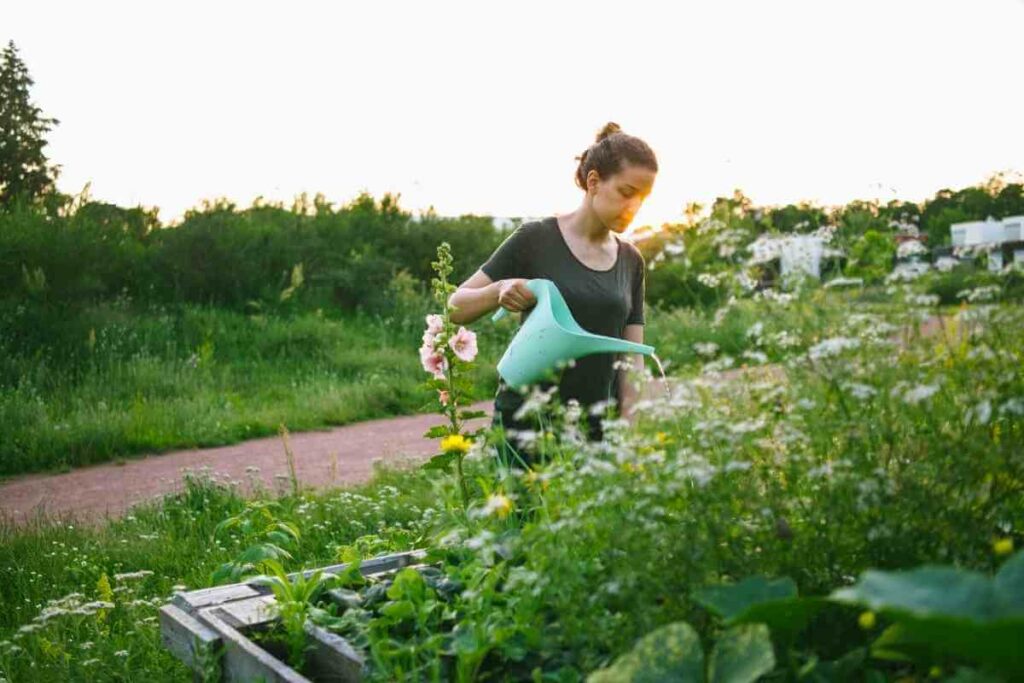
[{"x1": 491, "y1": 279, "x2": 655, "y2": 388}]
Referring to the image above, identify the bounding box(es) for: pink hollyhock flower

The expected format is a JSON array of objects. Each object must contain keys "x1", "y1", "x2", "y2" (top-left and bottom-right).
[
  {"x1": 425, "y1": 314, "x2": 444, "y2": 336},
  {"x1": 420, "y1": 347, "x2": 446, "y2": 379},
  {"x1": 422, "y1": 329, "x2": 440, "y2": 349},
  {"x1": 448, "y1": 326, "x2": 478, "y2": 363},
  {"x1": 438, "y1": 390, "x2": 449, "y2": 406}
]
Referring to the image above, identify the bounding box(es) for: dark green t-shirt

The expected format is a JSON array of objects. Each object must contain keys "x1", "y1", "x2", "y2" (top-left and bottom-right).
[{"x1": 481, "y1": 216, "x2": 646, "y2": 412}]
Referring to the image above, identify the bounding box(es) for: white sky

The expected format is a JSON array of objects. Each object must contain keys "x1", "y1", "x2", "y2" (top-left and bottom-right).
[{"x1": 6, "y1": 0, "x2": 1024, "y2": 229}]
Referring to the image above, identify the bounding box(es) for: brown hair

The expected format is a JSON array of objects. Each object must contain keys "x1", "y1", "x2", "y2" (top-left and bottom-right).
[{"x1": 574, "y1": 122, "x2": 658, "y2": 192}]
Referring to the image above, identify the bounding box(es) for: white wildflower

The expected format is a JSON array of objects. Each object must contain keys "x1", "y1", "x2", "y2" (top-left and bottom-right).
[
  {"x1": 1000, "y1": 398, "x2": 1024, "y2": 416},
  {"x1": 511, "y1": 385, "x2": 559, "y2": 421},
  {"x1": 742, "y1": 350, "x2": 768, "y2": 364},
  {"x1": 844, "y1": 383, "x2": 877, "y2": 400},
  {"x1": 808, "y1": 337, "x2": 860, "y2": 360},
  {"x1": 964, "y1": 399, "x2": 992, "y2": 426},
  {"x1": 957, "y1": 286, "x2": 1000, "y2": 302},
  {"x1": 905, "y1": 293, "x2": 940, "y2": 307},
  {"x1": 697, "y1": 272, "x2": 722, "y2": 288},
  {"x1": 901, "y1": 383, "x2": 940, "y2": 405},
  {"x1": 693, "y1": 341, "x2": 719, "y2": 358}
]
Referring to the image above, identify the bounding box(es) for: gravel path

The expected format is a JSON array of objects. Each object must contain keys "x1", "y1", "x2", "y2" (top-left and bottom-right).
[{"x1": 0, "y1": 401, "x2": 494, "y2": 528}]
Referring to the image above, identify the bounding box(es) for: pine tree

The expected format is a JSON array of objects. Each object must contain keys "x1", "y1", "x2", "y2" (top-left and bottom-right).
[{"x1": 0, "y1": 40, "x2": 60, "y2": 209}]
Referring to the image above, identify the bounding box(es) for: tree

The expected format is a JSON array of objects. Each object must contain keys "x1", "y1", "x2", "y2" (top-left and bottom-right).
[
  {"x1": 0, "y1": 40, "x2": 59, "y2": 209},
  {"x1": 846, "y1": 229, "x2": 896, "y2": 284}
]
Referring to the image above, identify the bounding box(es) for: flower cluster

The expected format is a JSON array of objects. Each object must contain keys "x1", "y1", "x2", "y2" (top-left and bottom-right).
[{"x1": 419, "y1": 315, "x2": 478, "y2": 379}]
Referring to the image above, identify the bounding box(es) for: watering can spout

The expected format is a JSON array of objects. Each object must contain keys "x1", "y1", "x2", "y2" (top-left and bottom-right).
[
  {"x1": 576, "y1": 336, "x2": 654, "y2": 357},
  {"x1": 490, "y1": 279, "x2": 656, "y2": 388}
]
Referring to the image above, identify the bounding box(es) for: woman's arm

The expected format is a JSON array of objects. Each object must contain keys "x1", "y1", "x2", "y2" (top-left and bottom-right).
[
  {"x1": 447, "y1": 270, "x2": 500, "y2": 326},
  {"x1": 447, "y1": 270, "x2": 536, "y2": 326},
  {"x1": 617, "y1": 324, "x2": 646, "y2": 423}
]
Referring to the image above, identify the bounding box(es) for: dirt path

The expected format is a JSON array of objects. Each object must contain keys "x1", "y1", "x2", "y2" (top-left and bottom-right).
[{"x1": 0, "y1": 401, "x2": 494, "y2": 528}]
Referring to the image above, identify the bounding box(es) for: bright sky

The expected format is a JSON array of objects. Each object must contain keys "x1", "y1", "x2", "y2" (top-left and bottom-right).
[{"x1": 6, "y1": 0, "x2": 1024, "y2": 229}]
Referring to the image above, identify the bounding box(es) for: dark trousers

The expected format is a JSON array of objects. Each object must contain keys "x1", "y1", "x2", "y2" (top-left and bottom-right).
[{"x1": 491, "y1": 380, "x2": 605, "y2": 468}]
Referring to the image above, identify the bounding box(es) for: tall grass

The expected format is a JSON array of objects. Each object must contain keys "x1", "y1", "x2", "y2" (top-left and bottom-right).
[{"x1": 0, "y1": 300, "x2": 509, "y2": 477}]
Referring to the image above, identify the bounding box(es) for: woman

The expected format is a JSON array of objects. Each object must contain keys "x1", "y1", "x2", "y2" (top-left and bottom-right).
[{"x1": 447, "y1": 122, "x2": 657, "y2": 465}]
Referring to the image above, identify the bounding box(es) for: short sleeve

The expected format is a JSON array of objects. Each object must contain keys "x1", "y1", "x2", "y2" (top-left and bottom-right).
[
  {"x1": 626, "y1": 251, "x2": 646, "y2": 326},
  {"x1": 480, "y1": 223, "x2": 535, "y2": 282}
]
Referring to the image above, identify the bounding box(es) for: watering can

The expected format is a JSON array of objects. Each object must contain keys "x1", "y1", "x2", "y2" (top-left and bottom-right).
[{"x1": 490, "y1": 278, "x2": 655, "y2": 388}]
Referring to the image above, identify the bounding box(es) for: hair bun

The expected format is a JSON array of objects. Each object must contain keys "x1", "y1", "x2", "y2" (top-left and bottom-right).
[{"x1": 596, "y1": 122, "x2": 622, "y2": 143}]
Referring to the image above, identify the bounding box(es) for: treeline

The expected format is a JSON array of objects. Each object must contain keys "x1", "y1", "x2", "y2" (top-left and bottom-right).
[
  {"x1": 4, "y1": 173, "x2": 1023, "y2": 324},
  {"x1": 635, "y1": 174, "x2": 1024, "y2": 310},
  {"x1": 1, "y1": 192, "x2": 507, "y2": 314}
]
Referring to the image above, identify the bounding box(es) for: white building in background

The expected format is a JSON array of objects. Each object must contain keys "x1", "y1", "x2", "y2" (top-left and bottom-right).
[
  {"x1": 748, "y1": 234, "x2": 844, "y2": 280},
  {"x1": 950, "y1": 218, "x2": 1007, "y2": 248},
  {"x1": 950, "y1": 215, "x2": 1024, "y2": 271}
]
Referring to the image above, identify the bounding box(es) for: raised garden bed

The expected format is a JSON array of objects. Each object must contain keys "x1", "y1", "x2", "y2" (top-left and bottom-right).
[{"x1": 160, "y1": 549, "x2": 427, "y2": 682}]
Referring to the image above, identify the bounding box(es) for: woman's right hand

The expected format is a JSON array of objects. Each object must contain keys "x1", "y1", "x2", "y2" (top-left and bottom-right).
[{"x1": 497, "y1": 278, "x2": 537, "y2": 314}]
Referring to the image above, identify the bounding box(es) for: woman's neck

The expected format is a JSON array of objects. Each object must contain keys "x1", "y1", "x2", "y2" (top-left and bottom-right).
[{"x1": 559, "y1": 204, "x2": 612, "y2": 245}]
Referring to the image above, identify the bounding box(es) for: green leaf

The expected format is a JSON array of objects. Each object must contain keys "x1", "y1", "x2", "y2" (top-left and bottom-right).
[
  {"x1": 708, "y1": 624, "x2": 776, "y2": 683},
  {"x1": 694, "y1": 576, "x2": 798, "y2": 620},
  {"x1": 452, "y1": 624, "x2": 483, "y2": 656},
  {"x1": 830, "y1": 567, "x2": 999, "y2": 621},
  {"x1": 237, "y1": 542, "x2": 292, "y2": 566},
  {"x1": 829, "y1": 563, "x2": 1024, "y2": 675},
  {"x1": 380, "y1": 599, "x2": 416, "y2": 621},
  {"x1": 728, "y1": 597, "x2": 828, "y2": 643},
  {"x1": 800, "y1": 648, "x2": 868, "y2": 683},
  {"x1": 458, "y1": 410, "x2": 487, "y2": 420},
  {"x1": 943, "y1": 667, "x2": 1006, "y2": 682},
  {"x1": 587, "y1": 621, "x2": 704, "y2": 683},
  {"x1": 869, "y1": 618, "x2": 1024, "y2": 675},
  {"x1": 265, "y1": 530, "x2": 293, "y2": 546},
  {"x1": 422, "y1": 451, "x2": 457, "y2": 472},
  {"x1": 423, "y1": 425, "x2": 451, "y2": 439},
  {"x1": 387, "y1": 568, "x2": 427, "y2": 603},
  {"x1": 273, "y1": 521, "x2": 301, "y2": 541}
]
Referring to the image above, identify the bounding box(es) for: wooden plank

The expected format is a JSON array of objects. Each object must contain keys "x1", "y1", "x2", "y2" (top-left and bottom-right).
[
  {"x1": 213, "y1": 595, "x2": 279, "y2": 630},
  {"x1": 198, "y1": 608, "x2": 311, "y2": 683},
  {"x1": 303, "y1": 623, "x2": 365, "y2": 683},
  {"x1": 161, "y1": 551, "x2": 428, "y2": 680},
  {"x1": 174, "y1": 583, "x2": 261, "y2": 612},
  {"x1": 307, "y1": 549, "x2": 427, "y2": 581},
  {"x1": 159, "y1": 603, "x2": 222, "y2": 676}
]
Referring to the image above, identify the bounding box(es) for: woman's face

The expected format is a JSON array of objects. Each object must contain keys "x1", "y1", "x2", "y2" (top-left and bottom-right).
[{"x1": 587, "y1": 163, "x2": 656, "y2": 234}]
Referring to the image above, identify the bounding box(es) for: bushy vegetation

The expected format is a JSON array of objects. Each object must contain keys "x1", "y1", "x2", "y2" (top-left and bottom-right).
[{"x1": 2, "y1": 247, "x2": 1022, "y2": 680}]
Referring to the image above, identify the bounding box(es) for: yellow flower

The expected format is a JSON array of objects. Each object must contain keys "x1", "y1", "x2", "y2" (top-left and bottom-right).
[
  {"x1": 440, "y1": 434, "x2": 471, "y2": 455},
  {"x1": 96, "y1": 573, "x2": 114, "y2": 627},
  {"x1": 524, "y1": 470, "x2": 549, "y2": 492},
  {"x1": 656, "y1": 431, "x2": 670, "y2": 445},
  {"x1": 484, "y1": 493, "x2": 513, "y2": 519},
  {"x1": 858, "y1": 610, "x2": 876, "y2": 630},
  {"x1": 96, "y1": 573, "x2": 114, "y2": 603},
  {"x1": 993, "y1": 537, "x2": 1014, "y2": 556},
  {"x1": 621, "y1": 461, "x2": 646, "y2": 475}
]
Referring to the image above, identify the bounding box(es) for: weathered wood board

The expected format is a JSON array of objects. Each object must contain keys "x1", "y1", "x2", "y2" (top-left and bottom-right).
[{"x1": 160, "y1": 549, "x2": 425, "y2": 682}]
